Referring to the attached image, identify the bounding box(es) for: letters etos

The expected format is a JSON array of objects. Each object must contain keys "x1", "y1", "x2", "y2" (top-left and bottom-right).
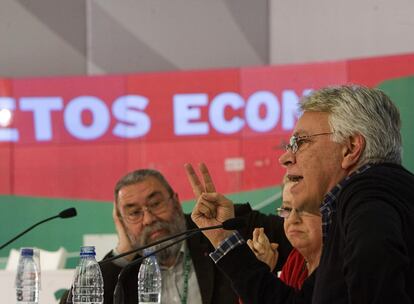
[{"x1": 0, "y1": 89, "x2": 308, "y2": 142}]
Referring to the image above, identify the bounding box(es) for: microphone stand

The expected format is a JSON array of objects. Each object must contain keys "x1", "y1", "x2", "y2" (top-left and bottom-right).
[
  {"x1": 101, "y1": 223, "x2": 224, "y2": 265},
  {"x1": 63, "y1": 233, "x2": 198, "y2": 304},
  {"x1": 64, "y1": 217, "x2": 245, "y2": 303},
  {"x1": 0, "y1": 208, "x2": 77, "y2": 250},
  {"x1": 111, "y1": 217, "x2": 246, "y2": 304},
  {"x1": 0, "y1": 215, "x2": 58, "y2": 250}
]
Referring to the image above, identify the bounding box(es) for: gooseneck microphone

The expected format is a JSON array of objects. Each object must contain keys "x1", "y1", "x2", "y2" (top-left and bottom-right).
[
  {"x1": 109, "y1": 217, "x2": 246, "y2": 304},
  {"x1": 102, "y1": 216, "x2": 246, "y2": 265},
  {"x1": 58, "y1": 207, "x2": 77, "y2": 219},
  {"x1": 0, "y1": 207, "x2": 77, "y2": 250}
]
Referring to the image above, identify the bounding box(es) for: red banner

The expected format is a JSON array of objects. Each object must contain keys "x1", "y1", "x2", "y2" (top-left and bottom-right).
[{"x1": 1, "y1": 53, "x2": 414, "y2": 201}]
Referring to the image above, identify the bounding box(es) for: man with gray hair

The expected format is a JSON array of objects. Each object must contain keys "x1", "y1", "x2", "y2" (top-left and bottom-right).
[{"x1": 186, "y1": 85, "x2": 414, "y2": 303}]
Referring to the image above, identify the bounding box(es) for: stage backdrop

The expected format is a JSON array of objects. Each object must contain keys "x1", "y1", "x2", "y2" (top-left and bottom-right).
[{"x1": 1, "y1": 53, "x2": 414, "y2": 271}]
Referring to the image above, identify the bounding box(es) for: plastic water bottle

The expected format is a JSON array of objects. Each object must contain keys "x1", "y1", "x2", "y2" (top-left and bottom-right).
[
  {"x1": 72, "y1": 246, "x2": 104, "y2": 304},
  {"x1": 138, "y1": 248, "x2": 162, "y2": 304},
  {"x1": 15, "y1": 247, "x2": 40, "y2": 304}
]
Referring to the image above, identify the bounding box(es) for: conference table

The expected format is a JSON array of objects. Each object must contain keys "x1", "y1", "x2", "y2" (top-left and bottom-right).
[{"x1": 0, "y1": 269, "x2": 74, "y2": 303}]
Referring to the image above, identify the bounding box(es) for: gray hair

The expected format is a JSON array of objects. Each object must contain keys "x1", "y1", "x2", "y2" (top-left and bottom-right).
[
  {"x1": 114, "y1": 169, "x2": 174, "y2": 203},
  {"x1": 301, "y1": 85, "x2": 402, "y2": 166}
]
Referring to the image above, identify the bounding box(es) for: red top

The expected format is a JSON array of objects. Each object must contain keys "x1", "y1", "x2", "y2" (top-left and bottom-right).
[{"x1": 279, "y1": 248, "x2": 308, "y2": 290}]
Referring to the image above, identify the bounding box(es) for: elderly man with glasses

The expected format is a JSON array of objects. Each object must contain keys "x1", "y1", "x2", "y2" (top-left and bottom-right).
[
  {"x1": 186, "y1": 85, "x2": 414, "y2": 304},
  {"x1": 92, "y1": 169, "x2": 292, "y2": 304}
]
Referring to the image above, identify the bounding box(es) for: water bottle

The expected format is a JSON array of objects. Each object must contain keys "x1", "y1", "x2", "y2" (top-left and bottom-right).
[
  {"x1": 138, "y1": 248, "x2": 162, "y2": 304},
  {"x1": 15, "y1": 247, "x2": 40, "y2": 304},
  {"x1": 72, "y1": 246, "x2": 104, "y2": 304}
]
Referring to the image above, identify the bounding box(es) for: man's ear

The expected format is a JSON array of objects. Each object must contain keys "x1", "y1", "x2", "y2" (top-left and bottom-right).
[{"x1": 341, "y1": 133, "x2": 365, "y2": 170}]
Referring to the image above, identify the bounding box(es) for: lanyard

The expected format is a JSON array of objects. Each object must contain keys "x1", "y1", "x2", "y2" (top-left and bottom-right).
[{"x1": 179, "y1": 249, "x2": 191, "y2": 304}]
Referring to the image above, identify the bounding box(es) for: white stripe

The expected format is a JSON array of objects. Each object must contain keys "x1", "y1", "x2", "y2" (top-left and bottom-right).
[{"x1": 252, "y1": 190, "x2": 282, "y2": 210}]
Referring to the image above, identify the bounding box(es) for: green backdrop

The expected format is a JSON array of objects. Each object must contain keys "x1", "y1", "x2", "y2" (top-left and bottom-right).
[{"x1": 0, "y1": 185, "x2": 282, "y2": 268}]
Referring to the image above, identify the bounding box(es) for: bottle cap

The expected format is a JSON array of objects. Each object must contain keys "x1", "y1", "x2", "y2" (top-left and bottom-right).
[
  {"x1": 80, "y1": 245, "x2": 96, "y2": 256},
  {"x1": 143, "y1": 247, "x2": 156, "y2": 257},
  {"x1": 20, "y1": 248, "x2": 34, "y2": 257}
]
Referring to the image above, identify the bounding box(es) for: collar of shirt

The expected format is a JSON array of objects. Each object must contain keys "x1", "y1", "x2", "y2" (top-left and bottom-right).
[
  {"x1": 159, "y1": 241, "x2": 203, "y2": 304},
  {"x1": 320, "y1": 164, "x2": 371, "y2": 243}
]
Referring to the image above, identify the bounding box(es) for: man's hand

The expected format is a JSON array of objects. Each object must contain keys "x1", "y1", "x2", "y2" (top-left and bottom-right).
[
  {"x1": 247, "y1": 228, "x2": 279, "y2": 271},
  {"x1": 113, "y1": 203, "x2": 134, "y2": 261},
  {"x1": 185, "y1": 163, "x2": 235, "y2": 248}
]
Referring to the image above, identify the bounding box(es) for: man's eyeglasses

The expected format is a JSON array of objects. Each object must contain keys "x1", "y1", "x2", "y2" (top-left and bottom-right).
[
  {"x1": 285, "y1": 132, "x2": 333, "y2": 154},
  {"x1": 122, "y1": 195, "x2": 173, "y2": 224},
  {"x1": 277, "y1": 206, "x2": 319, "y2": 219}
]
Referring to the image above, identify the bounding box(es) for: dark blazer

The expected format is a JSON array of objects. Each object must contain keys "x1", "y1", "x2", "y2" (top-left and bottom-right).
[
  {"x1": 312, "y1": 164, "x2": 414, "y2": 303},
  {"x1": 216, "y1": 164, "x2": 414, "y2": 304},
  {"x1": 61, "y1": 203, "x2": 291, "y2": 304}
]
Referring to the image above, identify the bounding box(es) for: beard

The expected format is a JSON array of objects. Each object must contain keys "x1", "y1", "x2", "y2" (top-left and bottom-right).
[{"x1": 126, "y1": 204, "x2": 187, "y2": 265}]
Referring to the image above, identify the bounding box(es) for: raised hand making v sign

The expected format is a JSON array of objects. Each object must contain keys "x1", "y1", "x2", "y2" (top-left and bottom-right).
[{"x1": 184, "y1": 163, "x2": 236, "y2": 248}]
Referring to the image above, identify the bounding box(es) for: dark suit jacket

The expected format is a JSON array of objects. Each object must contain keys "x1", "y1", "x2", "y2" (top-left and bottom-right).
[
  {"x1": 216, "y1": 164, "x2": 414, "y2": 304},
  {"x1": 61, "y1": 203, "x2": 291, "y2": 304}
]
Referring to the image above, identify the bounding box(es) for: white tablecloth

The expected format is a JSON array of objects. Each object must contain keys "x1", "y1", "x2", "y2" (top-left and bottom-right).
[{"x1": 0, "y1": 269, "x2": 74, "y2": 303}]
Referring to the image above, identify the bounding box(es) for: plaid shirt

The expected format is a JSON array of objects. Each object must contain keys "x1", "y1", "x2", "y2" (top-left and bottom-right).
[
  {"x1": 320, "y1": 164, "x2": 371, "y2": 243},
  {"x1": 210, "y1": 231, "x2": 246, "y2": 263}
]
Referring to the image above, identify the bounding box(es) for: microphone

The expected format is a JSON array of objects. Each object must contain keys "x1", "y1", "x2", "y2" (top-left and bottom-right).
[
  {"x1": 0, "y1": 207, "x2": 77, "y2": 250},
  {"x1": 101, "y1": 216, "x2": 246, "y2": 265},
  {"x1": 59, "y1": 207, "x2": 77, "y2": 219},
  {"x1": 108, "y1": 217, "x2": 246, "y2": 304}
]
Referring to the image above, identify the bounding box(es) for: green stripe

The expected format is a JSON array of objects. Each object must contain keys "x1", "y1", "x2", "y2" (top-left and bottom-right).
[{"x1": 0, "y1": 185, "x2": 282, "y2": 268}]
